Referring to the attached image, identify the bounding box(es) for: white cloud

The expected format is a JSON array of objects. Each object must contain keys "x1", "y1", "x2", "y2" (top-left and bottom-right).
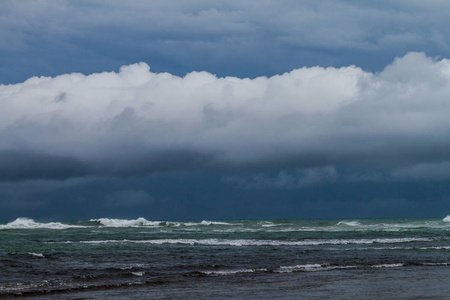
[{"x1": 2, "y1": 52, "x2": 450, "y2": 180}]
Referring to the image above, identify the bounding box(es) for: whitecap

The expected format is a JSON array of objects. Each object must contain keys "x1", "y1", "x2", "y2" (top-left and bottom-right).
[
  {"x1": 90, "y1": 217, "x2": 161, "y2": 227},
  {"x1": 277, "y1": 264, "x2": 356, "y2": 273},
  {"x1": 443, "y1": 215, "x2": 450, "y2": 222},
  {"x1": 201, "y1": 268, "x2": 266, "y2": 276},
  {"x1": 0, "y1": 217, "x2": 85, "y2": 230},
  {"x1": 199, "y1": 220, "x2": 236, "y2": 226},
  {"x1": 28, "y1": 252, "x2": 44, "y2": 258},
  {"x1": 336, "y1": 220, "x2": 362, "y2": 226},
  {"x1": 421, "y1": 262, "x2": 449, "y2": 266},
  {"x1": 371, "y1": 263, "x2": 404, "y2": 268},
  {"x1": 68, "y1": 237, "x2": 432, "y2": 246}
]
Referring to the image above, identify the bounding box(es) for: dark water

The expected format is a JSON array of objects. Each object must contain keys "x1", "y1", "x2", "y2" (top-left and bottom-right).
[{"x1": 1, "y1": 217, "x2": 449, "y2": 299}]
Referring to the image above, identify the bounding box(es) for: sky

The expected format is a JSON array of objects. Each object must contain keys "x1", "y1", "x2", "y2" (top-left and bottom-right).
[{"x1": 1, "y1": 0, "x2": 450, "y2": 221}]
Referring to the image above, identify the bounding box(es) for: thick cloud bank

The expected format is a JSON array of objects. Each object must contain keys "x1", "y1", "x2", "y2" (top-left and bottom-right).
[{"x1": 2, "y1": 52, "x2": 450, "y2": 181}]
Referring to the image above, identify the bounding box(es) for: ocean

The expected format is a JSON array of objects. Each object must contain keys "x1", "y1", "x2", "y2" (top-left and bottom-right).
[{"x1": 1, "y1": 217, "x2": 449, "y2": 299}]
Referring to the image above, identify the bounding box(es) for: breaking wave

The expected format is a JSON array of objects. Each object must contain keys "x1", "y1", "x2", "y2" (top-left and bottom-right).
[
  {"x1": 196, "y1": 268, "x2": 268, "y2": 276},
  {"x1": 59, "y1": 237, "x2": 433, "y2": 246},
  {"x1": 2, "y1": 217, "x2": 449, "y2": 231},
  {"x1": 276, "y1": 263, "x2": 405, "y2": 273},
  {"x1": 277, "y1": 264, "x2": 356, "y2": 273},
  {"x1": 199, "y1": 220, "x2": 237, "y2": 226},
  {"x1": 0, "y1": 218, "x2": 85, "y2": 230},
  {"x1": 192, "y1": 262, "x2": 422, "y2": 276},
  {"x1": 28, "y1": 252, "x2": 45, "y2": 258},
  {"x1": 89, "y1": 218, "x2": 238, "y2": 227},
  {"x1": 0, "y1": 217, "x2": 241, "y2": 229},
  {"x1": 90, "y1": 217, "x2": 162, "y2": 227},
  {"x1": 336, "y1": 221, "x2": 362, "y2": 226}
]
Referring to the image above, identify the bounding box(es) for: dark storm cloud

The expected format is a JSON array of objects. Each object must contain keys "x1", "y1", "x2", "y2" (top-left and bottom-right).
[
  {"x1": 3, "y1": 53, "x2": 450, "y2": 182},
  {"x1": 0, "y1": 150, "x2": 88, "y2": 181},
  {"x1": 2, "y1": 1, "x2": 450, "y2": 83},
  {"x1": 104, "y1": 190, "x2": 153, "y2": 208}
]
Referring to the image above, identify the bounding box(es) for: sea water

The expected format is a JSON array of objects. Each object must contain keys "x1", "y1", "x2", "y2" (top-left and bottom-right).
[{"x1": 1, "y1": 217, "x2": 449, "y2": 299}]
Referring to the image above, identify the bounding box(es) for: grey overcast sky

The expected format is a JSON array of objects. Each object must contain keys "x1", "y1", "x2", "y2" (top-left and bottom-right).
[{"x1": 1, "y1": 0, "x2": 450, "y2": 221}]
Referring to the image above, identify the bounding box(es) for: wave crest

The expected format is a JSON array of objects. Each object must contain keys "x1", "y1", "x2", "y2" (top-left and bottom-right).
[
  {"x1": 0, "y1": 218, "x2": 84, "y2": 230},
  {"x1": 337, "y1": 221, "x2": 362, "y2": 226},
  {"x1": 90, "y1": 217, "x2": 161, "y2": 227},
  {"x1": 60, "y1": 237, "x2": 432, "y2": 246}
]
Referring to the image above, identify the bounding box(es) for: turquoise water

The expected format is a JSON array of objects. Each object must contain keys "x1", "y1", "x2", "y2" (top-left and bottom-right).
[{"x1": 1, "y1": 217, "x2": 449, "y2": 298}]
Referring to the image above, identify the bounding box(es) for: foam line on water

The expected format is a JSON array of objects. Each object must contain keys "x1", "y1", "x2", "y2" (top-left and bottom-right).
[
  {"x1": 200, "y1": 268, "x2": 267, "y2": 276},
  {"x1": 277, "y1": 264, "x2": 357, "y2": 273},
  {"x1": 61, "y1": 237, "x2": 433, "y2": 246}
]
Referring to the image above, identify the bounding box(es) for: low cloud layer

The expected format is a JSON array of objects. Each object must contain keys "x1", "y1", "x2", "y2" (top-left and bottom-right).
[{"x1": 2, "y1": 52, "x2": 450, "y2": 181}]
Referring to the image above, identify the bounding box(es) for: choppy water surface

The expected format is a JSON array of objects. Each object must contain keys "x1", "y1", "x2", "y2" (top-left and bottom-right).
[{"x1": 1, "y1": 217, "x2": 449, "y2": 299}]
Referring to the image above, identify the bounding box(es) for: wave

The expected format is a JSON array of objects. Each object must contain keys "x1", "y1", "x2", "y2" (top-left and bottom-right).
[
  {"x1": 336, "y1": 221, "x2": 362, "y2": 226},
  {"x1": 199, "y1": 220, "x2": 237, "y2": 226},
  {"x1": 371, "y1": 263, "x2": 404, "y2": 268},
  {"x1": 193, "y1": 262, "x2": 421, "y2": 276},
  {"x1": 196, "y1": 268, "x2": 267, "y2": 276},
  {"x1": 0, "y1": 217, "x2": 242, "y2": 230},
  {"x1": 28, "y1": 252, "x2": 45, "y2": 258},
  {"x1": 3, "y1": 217, "x2": 449, "y2": 231},
  {"x1": 421, "y1": 262, "x2": 449, "y2": 266},
  {"x1": 90, "y1": 217, "x2": 162, "y2": 227},
  {"x1": 0, "y1": 278, "x2": 155, "y2": 297},
  {"x1": 0, "y1": 218, "x2": 85, "y2": 230},
  {"x1": 276, "y1": 263, "x2": 406, "y2": 273},
  {"x1": 89, "y1": 218, "x2": 239, "y2": 227},
  {"x1": 57, "y1": 237, "x2": 433, "y2": 246},
  {"x1": 277, "y1": 264, "x2": 357, "y2": 273}
]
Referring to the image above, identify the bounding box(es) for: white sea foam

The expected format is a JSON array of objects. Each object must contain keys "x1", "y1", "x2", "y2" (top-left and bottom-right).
[
  {"x1": 419, "y1": 246, "x2": 450, "y2": 250},
  {"x1": 91, "y1": 217, "x2": 162, "y2": 227},
  {"x1": 278, "y1": 264, "x2": 323, "y2": 272},
  {"x1": 277, "y1": 264, "x2": 356, "y2": 273},
  {"x1": 202, "y1": 268, "x2": 267, "y2": 276},
  {"x1": 278, "y1": 263, "x2": 410, "y2": 272},
  {"x1": 329, "y1": 219, "x2": 450, "y2": 232},
  {"x1": 0, "y1": 218, "x2": 84, "y2": 230},
  {"x1": 87, "y1": 218, "x2": 239, "y2": 227},
  {"x1": 69, "y1": 237, "x2": 432, "y2": 246},
  {"x1": 421, "y1": 262, "x2": 449, "y2": 266},
  {"x1": 199, "y1": 220, "x2": 236, "y2": 226},
  {"x1": 337, "y1": 221, "x2": 362, "y2": 226},
  {"x1": 372, "y1": 263, "x2": 404, "y2": 268},
  {"x1": 2, "y1": 217, "x2": 448, "y2": 231},
  {"x1": 28, "y1": 252, "x2": 44, "y2": 258},
  {"x1": 0, "y1": 280, "x2": 50, "y2": 292},
  {"x1": 260, "y1": 221, "x2": 277, "y2": 227}
]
